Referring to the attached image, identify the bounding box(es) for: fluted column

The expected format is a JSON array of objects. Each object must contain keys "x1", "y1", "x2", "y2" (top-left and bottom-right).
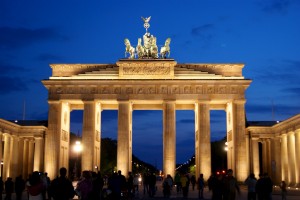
[
  {"x1": 272, "y1": 137, "x2": 281, "y2": 184},
  {"x1": 22, "y1": 139, "x2": 29, "y2": 179},
  {"x1": 163, "y1": 101, "x2": 176, "y2": 178},
  {"x1": 195, "y1": 101, "x2": 210, "y2": 179},
  {"x1": 262, "y1": 140, "x2": 267, "y2": 173},
  {"x1": 287, "y1": 131, "x2": 296, "y2": 185},
  {"x1": 3, "y1": 134, "x2": 11, "y2": 180},
  {"x1": 18, "y1": 138, "x2": 24, "y2": 178},
  {"x1": 34, "y1": 137, "x2": 44, "y2": 172},
  {"x1": 295, "y1": 130, "x2": 300, "y2": 186},
  {"x1": 9, "y1": 136, "x2": 19, "y2": 179},
  {"x1": 28, "y1": 140, "x2": 34, "y2": 174},
  {"x1": 226, "y1": 100, "x2": 248, "y2": 181},
  {"x1": 45, "y1": 101, "x2": 62, "y2": 179},
  {"x1": 251, "y1": 139, "x2": 260, "y2": 178},
  {"x1": 281, "y1": 134, "x2": 288, "y2": 182},
  {"x1": 82, "y1": 101, "x2": 101, "y2": 171},
  {"x1": 117, "y1": 101, "x2": 132, "y2": 176}
]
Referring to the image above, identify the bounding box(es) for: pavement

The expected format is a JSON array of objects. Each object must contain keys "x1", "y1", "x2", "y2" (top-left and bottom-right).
[
  {"x1": 2, "y1": 183, "x2": 300, "y2": 199},
  {"x1": 130, "y1": 184, "x2": 300, "y2": 200}
]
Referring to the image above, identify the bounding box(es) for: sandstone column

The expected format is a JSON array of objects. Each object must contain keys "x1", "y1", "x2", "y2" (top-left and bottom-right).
[
  {"x1": 22, "y1": 139, "x2": 29, "y2": 179},
  {"x1": 34, "y1": 137, "x2": 44, "y2": 172},
  {"x1": 45, "y1": 101, "x2": 62, "y2": 179},
  {"x1": 82, "y1": 101, "x2": 101, "y2": 171},
  {"x1": 295, "y1": 130, "x2": 300, "y2": 187},
  {"x1": 117, "y1": 101, "x2": 132, "y2": 176},
  {"x1": 227, "y1": 100, "x2": 248, "y2": 181},
  {"x1": 18, "y1": 138, "x2": 24, "y2": 178},
  {"x1": 195, "y1": 101, "x2": 210, "y2": 179},
  {"x1": 287, "y1": 131, "x2": 296, "y2": 185},
  {"x1": 28, "y1": 140, "x2": 35, "y2": 174},
  {"x1": 281, "y1": 134, "x2": 288, "y2": 182},
  {"x1": 3, "y1": 134, "x2": 11, "y2": 180},
  {"x1": 163, "y1": 101, "x2": 176, "y2": 178},
  {"x1": 9, "y1": 136, "x2": 19, "y2": 179},
  {"x1": 272, "y1": 137, "x2": 281, "y2": 184},
  {"x1": 251, "y1": 139, "x2": 260, "y2": 178}
]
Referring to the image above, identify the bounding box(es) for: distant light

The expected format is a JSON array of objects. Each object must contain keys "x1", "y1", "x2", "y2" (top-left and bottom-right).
[
  {"x1": 276, "y1": 121, "x2": 280, "y2": 123},
  {"x1": 224, "y1": 147, "x2": 228, "y2": 151},
  {"x1": 225, "y1": 142, "x2": 228, "y2": 145},
  {"x1": 15, "y1": 120, "x2": 18, "y2": 123}
]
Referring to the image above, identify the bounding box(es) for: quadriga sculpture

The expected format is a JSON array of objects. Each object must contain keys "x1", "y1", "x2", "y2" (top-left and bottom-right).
[
  {"x1": 160, "y1": 38, "x2": 171, "y2": 58},
  {"x1": 124, "y1": 38, "x2": 135, "y2": 59}
]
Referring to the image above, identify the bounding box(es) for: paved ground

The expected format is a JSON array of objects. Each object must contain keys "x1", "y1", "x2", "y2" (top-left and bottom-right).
[
  {"x1": 2, "y1": 183, "x2": 300, "y2": 199},
  {"x1": 130, "y1": 184, "x2": 300, "y2": 200}
]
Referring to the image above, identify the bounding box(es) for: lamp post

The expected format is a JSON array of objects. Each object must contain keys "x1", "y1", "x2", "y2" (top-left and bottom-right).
[{"x1": 73, "y1": 141, "x2": 82, "y2": 180}]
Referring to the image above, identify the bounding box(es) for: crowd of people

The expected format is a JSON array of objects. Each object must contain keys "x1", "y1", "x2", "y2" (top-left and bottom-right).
[{"x1": 0, "y1": 168, "x2": 288, "y2": 200}]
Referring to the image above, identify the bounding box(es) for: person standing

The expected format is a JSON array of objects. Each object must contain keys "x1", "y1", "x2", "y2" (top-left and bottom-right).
[
  {"x1": 255, "y1": 174, "x2": 264, "y2": 200},
  {"x1": 76, "y1": 171, "x2": 93, "y2": 200},
  {"x1": 148, "y1": 173, "x2": 156, "y2": 197},
  {"x1": 127, "y1": 172, "x2": 134, "y2": 199},
  {"x1": 190, "y1": 175, "x2": 196, "y2": 191},
  {"x1": 4, "y1": 177, "x2": 14, "y2": 200},
  {"x1": 26, "y1": 172, "x2": 44, "y2": 200},
  {"x1": 262, "y1": 173, "x2": 273, "y2": 200},
  {"x1": 280, "y1": 181, "x2": 287, "y2": 200},
  {"x1": 222, "y1": 169, "x2": 240, "y2": 200},
  {"x1": 180, "y1": 173, "x2": 189, "y2": 198},
  {"x1": 162, "y1": 174, "x2": 173, "y2": 198},
  {"x1": 51, "y1": 167, "x2": 75, "y2": 200},
  {"x1": 15, "y1": 175, "x2": 25, "y2": 200},
  {"x1": 244, "y1": 173, "x2": 257, "y2": 200},
  {"x1": 197, "y1": 174, "x2": 205, "y2": 199}
]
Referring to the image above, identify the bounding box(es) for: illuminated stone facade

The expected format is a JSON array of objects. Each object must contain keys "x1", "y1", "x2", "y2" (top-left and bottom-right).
[
  {"x1": 42, "y1": 59, "x2": 251, "y2": 181},
  {"x1": 247, "y1": 114, "x2": 300, "y2": 186},
  {"x1": 0, "y1": 119, "x2": 47, "y2": 180}
]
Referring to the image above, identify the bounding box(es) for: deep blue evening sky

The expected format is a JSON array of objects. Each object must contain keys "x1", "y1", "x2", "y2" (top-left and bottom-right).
[{"x1": 1, "y1": 0, "x2": 300, "y2": 169}]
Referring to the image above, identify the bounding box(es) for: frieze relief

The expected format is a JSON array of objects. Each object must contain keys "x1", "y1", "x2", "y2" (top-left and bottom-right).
[
  {"x1": 61, "y1": 129, "x2": 69, "y2": 142},
  {"x1": 49, "y1": 85, "x2": 243, "y2": 95},
  {"x1": 122, "y1": 66, "x2": 171, "y2": 75},
  {"x1": 95, "y1": 130, "x2": 100, "y2": 142}
]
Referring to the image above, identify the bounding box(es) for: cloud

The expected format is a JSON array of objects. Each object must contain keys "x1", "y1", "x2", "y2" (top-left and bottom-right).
[
  {"x1": 0, "y1": 61, "x2": 27, "y2": 75},
  {"x1": 282, "y1": 87, "x2": 300, "y2": 96},
  {"x1": 0, "y1": 76, "x2": 28, "y2": 94},
  {"x1": 0, "y1": 27, "x2": 67, "y2": 50},
  {"x1": 191, "y1": 24, "x2": 215, "y2": 47},
  {"x1": 191, "y1": 24, "x2": 214, "y2": 37},
  {"x1": 253, "y1": 59, "x2": 300, "y2": 85},
  {"x1": 258, "y1": 0, "x2": 291, "y2": 14},
  {"x1": 246, "y1": 103, "x2": 300, "y2": 118}
]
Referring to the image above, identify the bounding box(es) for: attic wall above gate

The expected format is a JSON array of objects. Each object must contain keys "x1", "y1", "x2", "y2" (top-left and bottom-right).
[{"x1": 48, "y1": 59, "x2": 246, "y2": 80}]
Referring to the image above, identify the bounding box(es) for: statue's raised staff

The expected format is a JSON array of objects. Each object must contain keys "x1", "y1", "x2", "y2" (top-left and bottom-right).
[
  {"x1": 160, "y1": 38, "x2": 171, "y2": 58},
  {"x1": 124, "y1": 38, "x2": 135, "y2": 59}
]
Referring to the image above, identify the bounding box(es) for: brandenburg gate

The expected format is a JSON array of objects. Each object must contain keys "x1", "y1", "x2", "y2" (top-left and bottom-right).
[{"x1": 42, "y1": 17, "x2": 252, "y2": 181}]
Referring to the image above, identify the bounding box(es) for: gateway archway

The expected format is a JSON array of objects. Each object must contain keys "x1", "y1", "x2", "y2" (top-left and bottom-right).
[{"x1": 42, "y1": 59, "x2": 251, "y2": 180}]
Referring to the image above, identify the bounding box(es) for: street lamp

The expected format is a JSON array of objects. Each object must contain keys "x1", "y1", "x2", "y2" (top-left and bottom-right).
[{"x1": 73, "y1": 141, "x2": 82, "y2": 179}]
